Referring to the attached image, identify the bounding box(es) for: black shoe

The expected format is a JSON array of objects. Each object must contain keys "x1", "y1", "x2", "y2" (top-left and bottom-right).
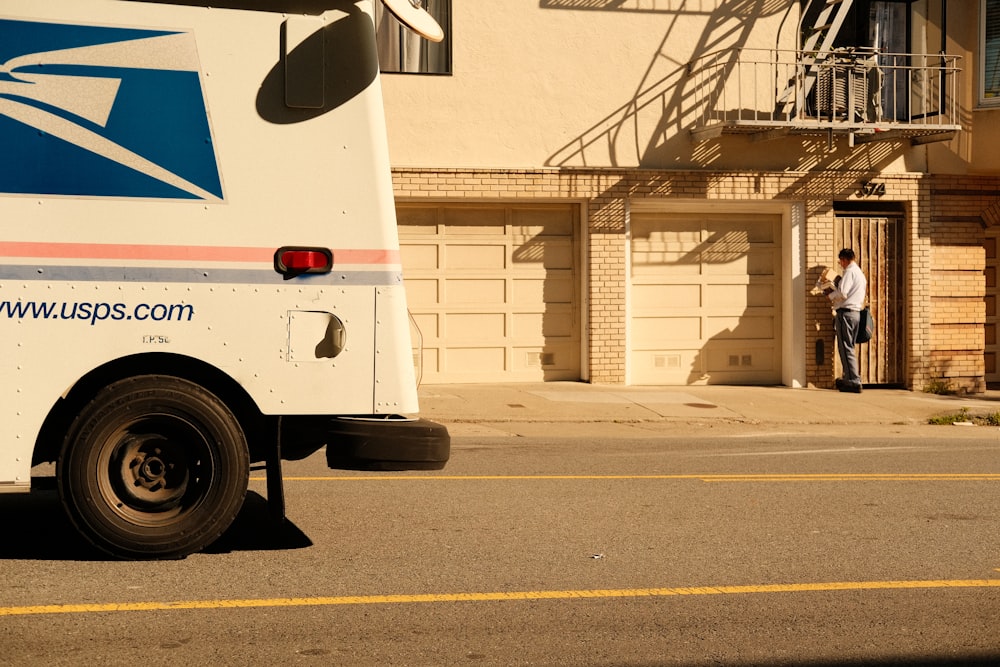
[{"x1": 836, "y1": 380, "x2": 862, "y2": 393}]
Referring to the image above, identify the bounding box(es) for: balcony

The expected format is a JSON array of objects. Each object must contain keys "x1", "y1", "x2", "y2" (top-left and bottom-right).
[{"x1": 688, "y1": 48, "x2": 962, "y2": 146}]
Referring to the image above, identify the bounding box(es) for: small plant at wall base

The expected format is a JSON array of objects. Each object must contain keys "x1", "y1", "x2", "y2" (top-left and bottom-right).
[
  {"x1": 927, "y1": 407, "x2": 1000, "y2": 425},
  {"x1": 923, "y1": 377, "x2": 955, "y2": 395}
]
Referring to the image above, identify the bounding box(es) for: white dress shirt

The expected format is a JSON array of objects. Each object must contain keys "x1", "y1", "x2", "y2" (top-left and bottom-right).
[{"x1": 829, "y1": 261, "x2": 866, "y2": 311}]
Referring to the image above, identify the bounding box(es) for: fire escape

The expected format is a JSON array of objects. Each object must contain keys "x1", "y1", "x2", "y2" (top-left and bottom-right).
[{"x1": 688, "y1": 0, "x2": 962, "y2": 146}]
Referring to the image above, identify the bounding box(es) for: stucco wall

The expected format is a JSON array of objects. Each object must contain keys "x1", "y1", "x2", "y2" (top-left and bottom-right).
[
  {"x1": 384, "y1": 0, "x2": 807, "y2": 171},
  {"x1": 382, "y1": 0, "x2": 997, "y2": 176}
]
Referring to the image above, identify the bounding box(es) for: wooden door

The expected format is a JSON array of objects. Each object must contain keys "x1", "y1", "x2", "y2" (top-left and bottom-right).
[{"x1": 836, "y1": 214, "x2": 905, "y2": 386}]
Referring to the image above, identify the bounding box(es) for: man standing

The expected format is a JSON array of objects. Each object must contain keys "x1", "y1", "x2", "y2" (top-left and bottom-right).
[{"x1": 827, "y1": 248, "x2": 868, "y2": 393}]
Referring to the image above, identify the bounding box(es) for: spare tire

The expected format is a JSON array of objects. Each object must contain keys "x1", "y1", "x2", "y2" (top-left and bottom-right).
[{"x1": 324, "y1": 416, "x2": 450, "y2": 471}]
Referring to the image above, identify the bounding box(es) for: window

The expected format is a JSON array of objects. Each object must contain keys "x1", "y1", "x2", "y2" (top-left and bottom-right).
[
  {"x1": 803, "y1": 0, "x2": 910, "y2": 52},
  {"x1": 374, "y1": 0, "x2": 451, "y2": 74},
  {"x1": 801, "y1": 0, "x2": 914, "y2": 121},
  {"x1": 983, "y1": 0, "x2": 1000, "y2": 105}
]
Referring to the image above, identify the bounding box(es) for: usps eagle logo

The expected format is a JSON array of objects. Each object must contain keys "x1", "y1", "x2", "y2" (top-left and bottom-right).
[{"x1": 0, "y1": 19, "x2": 223, "y2": 200}]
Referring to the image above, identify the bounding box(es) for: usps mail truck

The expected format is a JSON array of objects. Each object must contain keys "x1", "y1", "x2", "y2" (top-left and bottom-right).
[{"x1": 0, "y1": 0, "x2": 449, "y2": 559}]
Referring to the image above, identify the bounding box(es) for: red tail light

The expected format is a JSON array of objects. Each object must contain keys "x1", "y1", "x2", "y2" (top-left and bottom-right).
[{"x1": 274, "y1": 247, "x2": 333, "y2": 278}]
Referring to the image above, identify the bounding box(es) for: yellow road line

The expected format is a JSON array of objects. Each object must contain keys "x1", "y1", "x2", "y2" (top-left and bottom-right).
[
  {"x1": 252, "y1": 473, "x2": 1000, "y2": 483},
  {"x1": 3, "y1": 580, "x2": 999, "y2": 617}
]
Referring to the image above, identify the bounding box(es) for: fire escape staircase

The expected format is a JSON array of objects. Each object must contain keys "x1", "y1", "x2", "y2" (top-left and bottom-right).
[
  {"x1": 688, "y1": 0, "x2": 962, "y2": 146},
  {"x1": 778, "y1": 0, "x2": 855, "y2": 118}
]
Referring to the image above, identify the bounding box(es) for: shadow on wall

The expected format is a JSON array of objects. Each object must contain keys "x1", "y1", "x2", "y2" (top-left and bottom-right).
[
  {"x1": 631, "y1": 216, "x2": 783, "y2": 385},
  {"x1": 541, "y1": 0, "x2": 789, "y2": 169},
  {"x1": 539, "y1": 0, "x2": 924, "y2": 174},
  {"x1": 510, "y1": 231, "x2": 581, "y2": 381}
]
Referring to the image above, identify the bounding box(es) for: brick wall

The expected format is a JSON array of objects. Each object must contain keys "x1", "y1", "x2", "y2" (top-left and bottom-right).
[
  {"x1": 922, "y1": 177, "x2": 998, "y2": 393},
  {"x1": 393, "y1": 167, "x2": 1000, "y2": 390}
]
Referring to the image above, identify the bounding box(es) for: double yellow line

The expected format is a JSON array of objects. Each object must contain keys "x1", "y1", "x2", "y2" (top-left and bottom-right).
[{"x1": 3, "y1": 579, "x2": 999, "y2": 617}]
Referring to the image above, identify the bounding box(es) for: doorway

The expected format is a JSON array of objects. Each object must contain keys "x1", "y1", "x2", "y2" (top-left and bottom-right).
[{"x1": 835, "y1": 208, "x2": 906, "y2": 385}]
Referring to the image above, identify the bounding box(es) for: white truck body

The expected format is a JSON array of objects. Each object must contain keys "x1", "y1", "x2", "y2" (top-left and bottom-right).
[{"x1": 0, "y1": 0, "x2": 447, "y2": 559}]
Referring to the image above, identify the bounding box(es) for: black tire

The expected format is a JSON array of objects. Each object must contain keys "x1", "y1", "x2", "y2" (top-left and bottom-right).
[
  {"x1": 325, "y1": 416, "x2": 450, "y2": 471},
  {"x1": 57, "y1": 375, "x2": 250, "y2": 560}
]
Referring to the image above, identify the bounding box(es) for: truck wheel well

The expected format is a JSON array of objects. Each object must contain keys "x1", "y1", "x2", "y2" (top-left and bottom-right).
[{"x1": 34, "y1": 353, "x2": 271, "y2": 466}]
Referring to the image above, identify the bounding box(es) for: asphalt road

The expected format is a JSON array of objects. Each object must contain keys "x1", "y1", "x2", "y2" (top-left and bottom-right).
[{"x1": 2, "y1": 428, "x2": 999, "y2": 666}]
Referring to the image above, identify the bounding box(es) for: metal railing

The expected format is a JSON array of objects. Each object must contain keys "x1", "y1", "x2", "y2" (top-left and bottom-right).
[{"x1": 688, "y1": 48, "x2": 962, "y2": 134}]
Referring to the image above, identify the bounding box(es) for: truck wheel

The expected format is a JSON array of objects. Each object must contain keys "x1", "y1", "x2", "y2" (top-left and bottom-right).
[{"x1": 57, "y1": 376, "x2": 250, "y2": 560}]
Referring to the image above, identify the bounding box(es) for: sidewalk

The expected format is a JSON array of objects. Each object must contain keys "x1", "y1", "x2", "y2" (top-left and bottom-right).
[{"x1": 416, "y1": 382, "x2": 1000, "y2": 437}]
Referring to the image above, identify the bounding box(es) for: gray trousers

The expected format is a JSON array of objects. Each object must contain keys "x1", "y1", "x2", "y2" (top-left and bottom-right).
[{"x1": 835, "y1": 309, "x2": 861, "y2": 385}]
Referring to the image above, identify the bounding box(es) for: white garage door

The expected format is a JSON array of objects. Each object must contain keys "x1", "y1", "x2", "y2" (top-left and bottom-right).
[
  {"x1": 398, "y1": 203, "x2": 581, "y2": 383},
  {"x1": 630, "y1": 211, "x2": 782, "y2": 385}
]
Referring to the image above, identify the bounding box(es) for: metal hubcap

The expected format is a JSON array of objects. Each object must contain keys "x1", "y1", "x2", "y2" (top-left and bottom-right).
[{"x1": 114, "y1": 433, "x2": 192, "y2": 510}]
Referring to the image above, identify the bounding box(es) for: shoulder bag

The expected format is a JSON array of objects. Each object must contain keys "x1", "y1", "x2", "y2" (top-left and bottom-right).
[{"x1": 856, "y1": 306, "x2": 874, "y2": 344}]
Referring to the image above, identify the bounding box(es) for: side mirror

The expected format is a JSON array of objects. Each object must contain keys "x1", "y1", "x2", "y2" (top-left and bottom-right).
[{"x1": 381, "y1": 0, "x2": 445, "y2": 42}]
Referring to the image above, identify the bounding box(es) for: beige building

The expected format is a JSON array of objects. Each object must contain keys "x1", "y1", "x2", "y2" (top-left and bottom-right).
[{"x1": 379, "y1": 0, "x2": 1000, "y2": 392}]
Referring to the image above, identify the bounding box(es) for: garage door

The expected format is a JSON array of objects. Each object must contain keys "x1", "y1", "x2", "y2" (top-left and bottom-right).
[
  {"x1": 630, "y1": 211, "x2": 782, "y2": 385},
  {"x1": 398, "y1": 203, "x2": 581, "y2": 383}
]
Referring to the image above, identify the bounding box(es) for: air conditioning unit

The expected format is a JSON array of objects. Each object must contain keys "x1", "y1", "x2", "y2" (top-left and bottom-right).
[{"x1": 814, "y1": 63, "x2": 870, "y2": 121}]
